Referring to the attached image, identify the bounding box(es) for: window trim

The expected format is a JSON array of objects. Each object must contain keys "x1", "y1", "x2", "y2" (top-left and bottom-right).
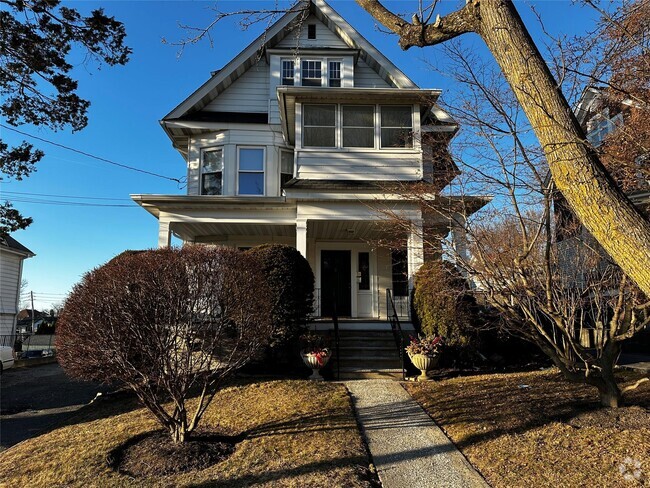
[
  {"x1": 303, "y1": 104, "x2": 337, "y2": 148},
  {"x1": 236, "y1": 146, "x2": 266, "y2": 196},
  {"x1": 380, "y1": 105, "x2": 414, "y2": 149},
  {"x1": 301, "y1": 59, "x2": 323, "y2": 87},
  {"x1": 301, "y1": 104, "x2": 417, "y2": 152},
  {"x1": 281, "y1": 59, "x2": 295, "y2": 86},
  {"x1": 200, "y1": 146, "x2": 224, "y2": 196}
]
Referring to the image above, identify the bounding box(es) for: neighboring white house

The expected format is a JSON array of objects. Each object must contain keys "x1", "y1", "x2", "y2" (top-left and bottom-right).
[
  {"x1": 0, "y1": 235, "x2": 34, "y2": 343},
  {"x1": 132, "y1": 0, "x2": 486, "y2": 323}
]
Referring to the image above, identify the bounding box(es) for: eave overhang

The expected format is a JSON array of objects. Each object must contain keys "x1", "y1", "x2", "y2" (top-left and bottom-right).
[{"x1": 277, "y1": 86, "x2": 442, "y2": 145}]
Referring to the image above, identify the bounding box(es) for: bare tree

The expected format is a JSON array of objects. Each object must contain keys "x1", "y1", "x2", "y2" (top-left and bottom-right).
[
  {"x1": 57, "y1": 246, "x2": 273, "y2": 443},
  {"x1": 381, "y1": 41, "x2": 649, "y2": 407}
]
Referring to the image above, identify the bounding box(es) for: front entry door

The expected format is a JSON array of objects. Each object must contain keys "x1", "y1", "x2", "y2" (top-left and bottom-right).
[{"x1": 321, "y1": 250, "x2": 352, "y2": 317}]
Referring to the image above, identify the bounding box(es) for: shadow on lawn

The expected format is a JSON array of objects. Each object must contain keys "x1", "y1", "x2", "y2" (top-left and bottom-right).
[{"x1": 409, "y1": 371, "x2": 650, "y2": 451}]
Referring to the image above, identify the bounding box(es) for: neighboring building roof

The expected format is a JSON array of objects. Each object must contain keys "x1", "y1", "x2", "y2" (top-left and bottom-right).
[{"x1": 0, "y1": 235, "x2": 34, "y2": 258}]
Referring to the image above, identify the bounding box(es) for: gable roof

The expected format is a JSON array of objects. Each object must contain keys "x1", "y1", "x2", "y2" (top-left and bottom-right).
[
  {"x1": 0, "y1": 235, "x2": 34, "y2": 258},
  {"x1": 163, "y1": 0, "x2": 417, "y2": 122}
]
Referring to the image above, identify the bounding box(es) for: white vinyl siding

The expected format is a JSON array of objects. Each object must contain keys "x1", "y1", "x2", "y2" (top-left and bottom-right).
[
  {"x1": 354, "y1": 59, "x2": 392, "y2": 88},
  {"x1": 204, "y1": 60, "x2": 269, "y2": 114},
  {"x1": 0, "y1": 252, "x2": 21, "y2": 316},
  {"x1": 275, "y1": 15, "x2": 348, "y2": 49},
  {"x1": 296, "y1": 151, "x2": 421, "y2": 180}
]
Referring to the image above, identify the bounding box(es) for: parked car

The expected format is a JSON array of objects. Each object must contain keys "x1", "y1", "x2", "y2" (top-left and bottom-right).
[{"x1": 0, "y1": 345, "x2": 16, "y2": 372}]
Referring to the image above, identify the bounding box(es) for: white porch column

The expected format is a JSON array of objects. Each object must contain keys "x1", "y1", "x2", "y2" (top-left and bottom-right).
[
  {"x1": 407, "y1": 218, "x2": 424, "y2": 291},
  {"x1": 158, "y1": 219, "x2": 172, "y2": 248},
  {"x1": 296, "y1": 219, "x2": 308, "y2": 258},
  {"x1": 451, "y1": 214, "x2": 469, "y2": 263}
]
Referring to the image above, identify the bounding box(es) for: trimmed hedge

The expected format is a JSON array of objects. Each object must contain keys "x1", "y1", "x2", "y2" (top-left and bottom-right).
[{"x1": 246, "y1": 244, "x2": 314, "y2": 348}]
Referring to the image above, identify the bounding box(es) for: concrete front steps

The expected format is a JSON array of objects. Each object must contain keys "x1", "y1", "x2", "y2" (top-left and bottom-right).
[{"x1": 327, "y1": 328, "x2": 408, "y2": 380}]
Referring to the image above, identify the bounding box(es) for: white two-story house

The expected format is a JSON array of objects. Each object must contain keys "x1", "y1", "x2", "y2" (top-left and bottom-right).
[{"x1": 132, "y1": 0, "x2": 485, "y2": 323}]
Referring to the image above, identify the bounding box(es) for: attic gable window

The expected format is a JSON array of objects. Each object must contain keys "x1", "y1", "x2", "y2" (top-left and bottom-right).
[
  {"x1": 301, "y1": 60, "x2": 322, "y2": 87},
  {"x1": 308, "y1": 24, "x2": 316, "y2": 39},
  {"x1": 281, "y1": 60, "x2": 295, "y2": 86},
  {"x1": 201, "y1": 148, "x2": 223, "y2": 195}
]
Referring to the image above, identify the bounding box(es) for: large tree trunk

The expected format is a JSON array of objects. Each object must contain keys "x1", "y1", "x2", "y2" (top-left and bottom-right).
[{"x1": 356, "y1": 0, "x2": 650, "y2": 297}]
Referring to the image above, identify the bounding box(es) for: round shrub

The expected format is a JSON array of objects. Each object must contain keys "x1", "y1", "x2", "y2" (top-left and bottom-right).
[
  {"x1": 412, "y1": 260, "x2": 476, "y2": 348},
  {"x1": 246, "y1": 244, "x2": 314, "y2": 348}
]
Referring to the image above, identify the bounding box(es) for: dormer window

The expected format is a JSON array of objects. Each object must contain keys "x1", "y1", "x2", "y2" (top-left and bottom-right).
[
  {"x1": 281, "y1": 60, "x2": 295, "y2": 86},
  {"x1": 329, "y1": 61, "x2": 341, "y2": 87},
  {"x1": 302, "y1": 60, "x2": 322, "y2": 87}
]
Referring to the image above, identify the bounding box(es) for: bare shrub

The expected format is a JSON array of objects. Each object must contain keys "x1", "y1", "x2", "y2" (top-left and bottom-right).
[{"x1": 57, "y1": 246, "x2": 273, "y2": 443}]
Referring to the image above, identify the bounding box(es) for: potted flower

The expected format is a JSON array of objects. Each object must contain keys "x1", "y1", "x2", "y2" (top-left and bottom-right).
[
  {"x1": 300, "y1": 333, "x2": 331, "y2": 381},
  {"x1": 405, "y1": 335, "x2": 444, "y2": 381}
]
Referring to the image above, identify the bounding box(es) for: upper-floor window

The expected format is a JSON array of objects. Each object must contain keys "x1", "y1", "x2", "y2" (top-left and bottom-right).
[
  {"x1": 281, "y1": 60, "x2": 295, "y2": 86},
  {"x1": 329, "y1": 61, "x2": 341, "y2": 87},
  {"x1": 280, "y1": 150, "x2": 294, "y2": 186},
  {"x1": 308, "y1": 24, "x2": 316, "y2": 40},
  {"x1": 238, "y1": 147, "x2": 265, "y2": 195},
  {"x1": 302, "y1": 60, "x2": 322, "y2": 87},
  {"x1": 303, "y1": 104, "x2": 336, "y2": 147},
  {"x1": 201, "y1": 148, "x2": 223, "y2": 195},
  {"x1": 302, "y1": 104, "x2": 414, "y2": 150},
  {"x1": 343, "y1": 105, "x2": 374, "y2": 148},
  {"x1": 587, "y1": 111, "x2": 623, "y2": 147},
  {"x1": 381, "y1": 105, "x2": 413, "y2": 148}
]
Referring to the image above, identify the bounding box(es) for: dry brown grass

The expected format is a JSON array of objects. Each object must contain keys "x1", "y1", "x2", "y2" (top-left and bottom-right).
[
  {"x1": 405, "y1": 369, "x2": 650, "y2": 487},
  {"x1": 0, "y1": 380, "x2": 375, "y2": 487}
]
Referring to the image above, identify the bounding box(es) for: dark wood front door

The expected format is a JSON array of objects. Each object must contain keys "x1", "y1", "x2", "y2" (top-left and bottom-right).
[{"x1": 321, "y1": 250, "x2": 352, "y2": 317}]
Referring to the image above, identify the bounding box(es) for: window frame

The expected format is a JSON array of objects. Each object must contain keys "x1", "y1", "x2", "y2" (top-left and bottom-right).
[
  {"x1": 328, "y1": 60, "x2": 342, "y2": 87},
  {"x1": 301, "y1": 59, "x2": 323, "y2": 87},
  {"x1": 236, "y1": 146, "x2": 266, "y2": 196},
  {"x1": 280, "y1": 148, "x2": 295, "y2": 187},
  {"x1": 281, "y1": 59, "x2": 295, "y2": 86},
  {"x1": 380, "y1": 105, "x2": 414, "y2": 149},
  {"x1": 300, "y1": 104, "x2": 416, "y2": 151},
  {"x1": 200, "y1": 146, "x2": 224, "y2": 196},
  {"x1": 302, "y1": 104, "x2": 337, "y2": 148},
  {"x1": 341, "y1": 104, "x2": 375, "y2": 149}
]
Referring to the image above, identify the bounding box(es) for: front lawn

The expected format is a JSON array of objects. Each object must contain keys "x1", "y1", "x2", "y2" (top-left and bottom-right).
[
  {"x1": 405, "y1": 369, "x2": 650, "y2": 487},
  {"x1": 0, "y1": 380, "x2": 376, "y2": 487}
]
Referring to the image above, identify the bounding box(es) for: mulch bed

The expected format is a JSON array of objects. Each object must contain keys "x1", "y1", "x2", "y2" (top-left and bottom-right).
[{"x1": 109, "y1": 430, "x2": 239, "y2": 477}]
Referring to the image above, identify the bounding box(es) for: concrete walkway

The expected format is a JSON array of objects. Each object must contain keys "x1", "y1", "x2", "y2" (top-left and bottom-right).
[{"x1": 345, "y1": 380, "x2": 488, "y2": 488}]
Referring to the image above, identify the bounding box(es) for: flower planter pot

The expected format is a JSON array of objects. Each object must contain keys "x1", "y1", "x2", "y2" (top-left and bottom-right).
[
  {"x1": 301, "y1": 351, "x2": 331, "y2": 380},
  {"x1": 408, "y1": 353, "x2": 440, "y2": 381}
]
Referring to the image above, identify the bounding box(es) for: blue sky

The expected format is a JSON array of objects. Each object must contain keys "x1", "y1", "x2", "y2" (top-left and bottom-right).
[{"x1": 2, "y1": 0, "x2": 599, "y2": 310}]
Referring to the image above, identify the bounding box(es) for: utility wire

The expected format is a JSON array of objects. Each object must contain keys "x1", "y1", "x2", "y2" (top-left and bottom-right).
[
  {"x1": 1, "y1": 123, "x2": 184, "y2": 184},
  {"x1": 8, "y1": 197, "x2": 137, "y2": 208},
  {"x1": 1, "y1": 190, "x2": 131, "y2": 201}
]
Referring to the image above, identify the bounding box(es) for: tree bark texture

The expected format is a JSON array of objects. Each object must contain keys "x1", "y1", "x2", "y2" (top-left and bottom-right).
[{"x1": 356, "y1": 0, "x2": 650, "y2": 297}]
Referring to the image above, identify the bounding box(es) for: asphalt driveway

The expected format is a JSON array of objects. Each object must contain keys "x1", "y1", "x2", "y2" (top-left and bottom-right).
[{"x1": 0, "y1": 363, "x2": 112, "y2": 451}]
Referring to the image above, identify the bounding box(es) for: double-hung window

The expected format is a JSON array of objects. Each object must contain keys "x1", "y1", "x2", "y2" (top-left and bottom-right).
[
  {"x1": 238, "y1": 147, "x2": 265, "y2": 195},
  {"x1": 328, "y1": 61, "x2": 341, "y2": 87},
  {"x1": 342, "y1": 105, "x2": 374, "y2": 148},
  {"x1": 201, "y1": 148, "x2": 223, "y2": 195},
  {"x1": 381, "y1": 105, "x2": 413, "y2": 148},
  {"x1": 281, "y1": 60, "x2": 295, "y2": 86},
  {"x1": 280, "y1": 150, "x2": 294, "y2": 186},
  {"x1": 303, "y1": 104, "x2": 336, "y2": 147},
  {"x1": 301, "y1": 60, "x2": 322, "y2": 87}
]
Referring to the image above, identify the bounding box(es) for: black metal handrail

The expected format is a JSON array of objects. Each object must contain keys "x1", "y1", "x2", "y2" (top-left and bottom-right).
[
  {"x1": 332, "y1": 297, "x2": 340, "y2": 381},
  {"x1": 386, "y1": 289, "x2": 406, "y2": 380}
]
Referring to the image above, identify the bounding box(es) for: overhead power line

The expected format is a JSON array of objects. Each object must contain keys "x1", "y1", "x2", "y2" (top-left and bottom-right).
[
  {"x1": 7, "y1": 196, "x2": 137, "y2": 208},
  {"x1": 1, "y1": 123, "x2": 183, "y2": 184},
  {"x1": 1, "y1": 190, "x2": 131, "y2": 201}
]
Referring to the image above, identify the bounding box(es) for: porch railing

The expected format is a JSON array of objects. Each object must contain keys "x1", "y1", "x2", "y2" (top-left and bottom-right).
[{"x1": 386, "y1": 289, "x2": 406, "y2": 381}]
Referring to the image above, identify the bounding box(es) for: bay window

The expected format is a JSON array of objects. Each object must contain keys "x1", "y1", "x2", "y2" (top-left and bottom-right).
[
  {"x1": 381, "y1": 105, "x2": 413, "y2": 148},
  {"x1": 238, "y1": 147, "x2": 265, "y2": 195},
  {"x1": 302, "y1": 104, "x2": 415, "y2": 150},
  {"x1": 303, "y1": 104, "x2": 336, "y2": 147},
  {"x1": 201, "y1": 148, "x2": 223, "y2": 195}
]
